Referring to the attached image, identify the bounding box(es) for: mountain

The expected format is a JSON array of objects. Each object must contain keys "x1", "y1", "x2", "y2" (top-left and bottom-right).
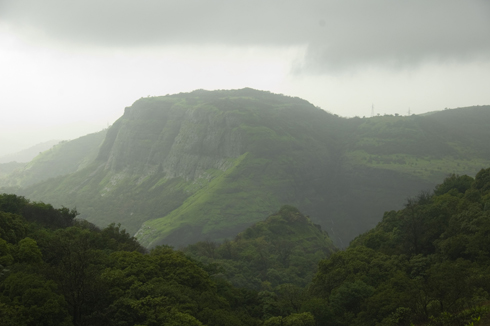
[
  {"x1": 2, "y1": 89, "x2": 490, "y2": 248},
  {"x1": 0, "y1": 162, "x2": 25, "y2": 179},
  {"x1": 0, "y1": 130, "x2": 106, "y2": 188},
  {"x1": 0, "y1": 139, "x2": 60, "y2": 163}
]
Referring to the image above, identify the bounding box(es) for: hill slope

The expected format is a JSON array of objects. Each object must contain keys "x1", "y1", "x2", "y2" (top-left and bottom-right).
[
  {"x1": 183, "y1": 205, "x2": 337, "y2": 289},
  {"x1": 307, "y1": 168, "x2": 490, "y2": 325},
  {"x1": 2, "y1": 89, "x2": 490, "y2": 247},
  {"x1": 0, "y1": 139, "x2": 60, "y2": 163},
  {"x1": 0, "y1": 130, "x2": 106, "y2": 188}
]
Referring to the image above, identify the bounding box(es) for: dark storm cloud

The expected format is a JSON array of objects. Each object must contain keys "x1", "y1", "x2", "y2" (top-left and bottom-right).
[{"x1": 2, "y1": 0, "x2": 489, "y2": 72}]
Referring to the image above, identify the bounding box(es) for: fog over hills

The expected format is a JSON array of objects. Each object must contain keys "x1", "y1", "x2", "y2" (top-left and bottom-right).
[
  {"x1": 1, "y1": 89, "x2": 489, "y2": 248},
  {"x1": 2, "y1": 1, "x2": 490, "y2": 324},
  {"x1": 0, "y1": 140, "x2": 60, "y2": 163},
  {"x1": 2, "y1": 1, "x2": 489, "y2": 146}
]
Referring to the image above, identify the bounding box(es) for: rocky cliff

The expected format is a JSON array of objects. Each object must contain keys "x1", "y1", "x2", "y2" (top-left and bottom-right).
[{"x1": 3, "y1": 89, "x2": 490, "y2": 248}]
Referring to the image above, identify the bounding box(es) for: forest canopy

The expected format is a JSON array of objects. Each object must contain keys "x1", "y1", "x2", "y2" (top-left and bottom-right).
[{"x1": 2, "y1": 167, "x2": 490, "y2": 325}]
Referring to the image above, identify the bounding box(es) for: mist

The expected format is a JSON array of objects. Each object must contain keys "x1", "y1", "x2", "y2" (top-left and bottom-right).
[{"x1": 1, "y1": 0, "x2": 489, "y2": 155}]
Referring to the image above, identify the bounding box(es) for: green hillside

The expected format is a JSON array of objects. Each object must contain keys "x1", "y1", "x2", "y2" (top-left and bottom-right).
[
  {"x1": 3, "y1": 170, "x2": 490, "y2": 325},
  {"x1": 183, "y1": 205, "x2": 337, "y2": 290},
  {"x1": 0, "y1": 130, "x2": 106, "y2": 188},
  {"x1": 2, "y1": 89, "x2": 489, "y2": 248},
  {"x1": 0, "y1": 139, "x2": 60, "y2": 163},
  {"x1": 0, "y1": 194, "x2": 266, "y2": 326},
  {"x1": 0, "y1": 162, "x2": 25, "y2": 179},
  {"x1": 305, "y1": 168, "x2": 490, "y2": 325},
  {"x1": 4, "y1": 169, "x2": 490, "y2": 326}
]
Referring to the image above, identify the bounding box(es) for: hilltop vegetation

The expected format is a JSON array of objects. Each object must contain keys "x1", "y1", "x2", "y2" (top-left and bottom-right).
[
  {"x1": 184, "y1": 205, "x2": 336, "y2": 290},
  {"x1": 3, "y1": 168, "x2": 490, "y2": 325},
  {"x1": 0, "y1": 194, "x2": 267, "y2": 326},
  {"x1": 0, "y1": 194, "x2": 328, "y2": 326},
  {"x1": 306, "y1": 168, "x2": 490, "y2": 325},
  {"x1": 1, "y1": 89, "x2": 490, "y2": 248}
]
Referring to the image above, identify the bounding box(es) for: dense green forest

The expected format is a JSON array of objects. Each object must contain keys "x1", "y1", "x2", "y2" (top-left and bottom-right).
[
  {"x1": 307, "y1": 168, "x2": 490, "y2": 325},
  {"x1": 2, "y1": 89, "x2": 490, "y2": 249},
  {"x1": 0, "y1": 193, "x2": 318, "y2": 326},
  {"x1": 2, "y1": 167, "x2": 490, "y2": 325},
  {"x1": 183, "y1": 205, "x2": 337, "y2": 290}
]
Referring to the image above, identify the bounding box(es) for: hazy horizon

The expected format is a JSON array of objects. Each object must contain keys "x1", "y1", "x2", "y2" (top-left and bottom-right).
[{"x1": 1, "y1": 0, "x2": 489, "y2": 156}]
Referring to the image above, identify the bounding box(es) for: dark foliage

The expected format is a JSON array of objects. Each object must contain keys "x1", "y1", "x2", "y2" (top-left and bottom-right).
[
  {"x1": 3, "y1": 167, "x2": 490, "y2": 325},
  {"x1": 310, "y1": 169, "x2": 490, "y2": 325}
]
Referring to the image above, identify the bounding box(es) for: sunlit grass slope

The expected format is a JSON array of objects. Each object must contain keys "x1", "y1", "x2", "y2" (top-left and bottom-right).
[{"x1": 3, "y1": 89, "x2": 489, "y2": 248}]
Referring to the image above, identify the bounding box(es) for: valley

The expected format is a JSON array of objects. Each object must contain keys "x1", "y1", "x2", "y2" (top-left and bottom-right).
[{"x1": 1, "y1": 89, "x2": 489, "y2": 248}]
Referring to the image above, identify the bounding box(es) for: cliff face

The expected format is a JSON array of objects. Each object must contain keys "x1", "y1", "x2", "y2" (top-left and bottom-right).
[
  {"x1": 93, "y1": 90, "x2": 342, "y2": 247},
  {"x1": 5, "y1": 89, "x2": 490, "y2": 248},
  {"x1": 99, "y1": 96, "x2": 244, "y2": 179},
  {"x1": 11, "y1": 89, "x2": 341, "y2": 247}
]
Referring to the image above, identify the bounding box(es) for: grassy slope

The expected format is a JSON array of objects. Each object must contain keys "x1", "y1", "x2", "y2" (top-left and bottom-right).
[
  {"x1": 333, "y1": 107, "x2": 490, "y2": 241},
  {"x1": 0, "y1": 139, "x2": 60, "y2": 163},
  {"x1": 135, "y1": 92, "x2": 342, "y2": 247},
  {"x1": 0, "y1": 162, "x2": 26, "y2": 178},
  {"x1": 131, "y1": 104, "x2": 490, "y2": 248},
  {"x1": 0, "y1": 130, "x2": 107, "y2": 188},
  {"x1": 344, "y1": 108, "x2": 490, "y2": 180},
  {"x1": 4, "y1": 90, "x2": 490, "y2": 248}
]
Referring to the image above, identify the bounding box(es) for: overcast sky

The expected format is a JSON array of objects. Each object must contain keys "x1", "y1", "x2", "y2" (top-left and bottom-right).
[{"x1": 1, "y1": 0, "x2": 489, "y2": 156}]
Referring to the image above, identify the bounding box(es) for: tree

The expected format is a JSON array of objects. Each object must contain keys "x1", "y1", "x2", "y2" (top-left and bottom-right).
[
  {"x1": 0, "y1": 272, "x2": 72, "y2": 326},
  {"x1": 434, "y1": 174, "x2": 473, "y2": 196},
  {"x1": 15, "y1": 237, "x2": 42, "y2": 264},
  {"x1": 264, "y1": 312, "x2": 315, "y2": 326},
  {"x1": 42, "y1": 227, "x2": 108, "y2": 326}
]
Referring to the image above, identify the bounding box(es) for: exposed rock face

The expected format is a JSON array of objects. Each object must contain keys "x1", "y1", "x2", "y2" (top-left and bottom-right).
[
  {"x1": 100, "y1": 99, "x2": 244, "y2": 179},
  {"x1": 4, "y1": 89, "x2": 490, "y2": 248}
]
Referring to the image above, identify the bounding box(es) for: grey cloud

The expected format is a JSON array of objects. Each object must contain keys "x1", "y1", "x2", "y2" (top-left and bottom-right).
[
  {"x1": 300, "y1": 1, "x2": 490, "y2": 73},
  {"x1": 1, "y1": 0, "x2": 309, "y2": 45},
  {"x1": 2, "y1": 0, "x2": 489, "y2": 72}
]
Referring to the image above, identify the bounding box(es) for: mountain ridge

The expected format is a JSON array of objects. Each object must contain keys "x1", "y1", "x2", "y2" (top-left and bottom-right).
[
  {"x1": 0, "y1": 139, "x2": 61, "y2": 163},
  {"x1": 1, "y1": 89, "x2": 489, "y2": 248}
]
